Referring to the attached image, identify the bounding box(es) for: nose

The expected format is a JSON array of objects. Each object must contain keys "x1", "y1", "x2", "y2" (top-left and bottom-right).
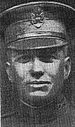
[{"x1": 30, "y1": 57, "x2": 44, "y2": 79}]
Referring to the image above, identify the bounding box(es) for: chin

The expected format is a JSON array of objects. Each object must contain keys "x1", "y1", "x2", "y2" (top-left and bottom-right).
[
  {"x1": 20, "y1": 91, "x2": 56, "y2": 108},
  {"x1": 18, "y1": 83, "x2": 62, "y2": 107}
]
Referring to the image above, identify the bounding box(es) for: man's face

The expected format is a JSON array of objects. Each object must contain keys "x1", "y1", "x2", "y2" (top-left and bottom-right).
[{"x1": 6, "y1": 47, "x2": 70, "y2": 107}]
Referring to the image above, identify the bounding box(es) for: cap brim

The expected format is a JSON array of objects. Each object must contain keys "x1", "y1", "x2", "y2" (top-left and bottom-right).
[{"x1": 7, "y1": 37, "x2": 68, "y2": 50}]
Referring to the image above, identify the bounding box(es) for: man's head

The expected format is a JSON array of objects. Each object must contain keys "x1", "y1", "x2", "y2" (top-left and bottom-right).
[{"x1": 1, "y1": 1, "x2": 75, "y2": 107}]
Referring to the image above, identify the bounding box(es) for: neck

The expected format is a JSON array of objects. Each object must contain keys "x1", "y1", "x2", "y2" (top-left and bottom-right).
[{"x1": 16, "y1": 94, "x2": 67, "y2": 125}]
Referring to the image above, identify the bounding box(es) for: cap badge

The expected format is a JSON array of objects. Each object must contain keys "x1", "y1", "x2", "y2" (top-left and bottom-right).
[{"x1": 31, "y1": 7, "x2": 45, "y2": 28}]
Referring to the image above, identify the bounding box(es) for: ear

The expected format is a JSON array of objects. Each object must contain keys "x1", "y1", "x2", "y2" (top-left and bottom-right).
[
  {"x1": 5, "y1": 62, "x2": 10, "y2": 73},
  {"x1": 5, "y1": 62, "x2": 12, "y2": 81},
  {"x1": 64, "y1": 57, "x2": 71, "y2": 80}
]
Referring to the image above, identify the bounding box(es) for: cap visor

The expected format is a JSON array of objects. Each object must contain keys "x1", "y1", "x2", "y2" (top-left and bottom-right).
[{"x1": 7, "y1": 37, "x2": 67, "y2": 50}]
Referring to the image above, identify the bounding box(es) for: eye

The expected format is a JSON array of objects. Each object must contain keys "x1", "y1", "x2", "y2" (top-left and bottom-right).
[
  {"x1": 39, "y1": 54, "x2": 57, "y2": 63},
  {"x1": 15, "y1": 55, "x2": 31, "y2": 63},
  {"x1": 51, "y1": 54, "x2": 57, "y2": 59}
]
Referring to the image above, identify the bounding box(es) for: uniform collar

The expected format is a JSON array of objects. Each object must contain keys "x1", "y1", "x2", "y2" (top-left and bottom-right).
[
  {"x1": 2, "y1": 94, "x2": 71, "y2": 126},
  {"x1": 14, "y1": 94, "x2": 69, "y2": 125}
]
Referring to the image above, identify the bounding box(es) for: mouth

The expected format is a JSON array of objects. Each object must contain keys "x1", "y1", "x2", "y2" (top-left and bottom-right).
[
  {"x1": 25, "y1": 81, "x2": 53, "y2": 96},
  {"x1": 27, "y1": 81, "x2": 51, "y2": 86}
]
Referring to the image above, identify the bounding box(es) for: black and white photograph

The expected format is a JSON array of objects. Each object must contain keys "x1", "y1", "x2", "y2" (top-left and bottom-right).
[{"x1": 0, "y1": 0, "x2": 75, "y2": 127}]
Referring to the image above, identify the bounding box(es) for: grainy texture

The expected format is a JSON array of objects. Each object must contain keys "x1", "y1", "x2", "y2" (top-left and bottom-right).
[{"x1": 1, "y1": 1, "x2": 75, "y2": 127}]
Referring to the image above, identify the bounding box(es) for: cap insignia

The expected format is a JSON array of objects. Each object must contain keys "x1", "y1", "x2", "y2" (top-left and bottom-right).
[{"x1": 31, "y1": 7, "x2": 45, "y2": 28}]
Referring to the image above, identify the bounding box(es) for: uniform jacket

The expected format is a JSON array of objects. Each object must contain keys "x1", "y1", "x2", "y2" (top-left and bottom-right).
[{"x1": 2, "y1": 95, "x2": 75, "y2": 127}]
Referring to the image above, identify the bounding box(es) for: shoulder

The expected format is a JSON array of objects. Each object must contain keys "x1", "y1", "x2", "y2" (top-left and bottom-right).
[
  {"x1": 55, "y1": 98, "x2": 75, "y2": 127},
  {"x1": 62, "y1": 101, "x2": 75, "y2": 127},
  {"x1": 70, "y1": 104, "x2": 75, "y2": 127},
  {"x1": 1, "y1": 111, "x2": 20, "y2": 127}
]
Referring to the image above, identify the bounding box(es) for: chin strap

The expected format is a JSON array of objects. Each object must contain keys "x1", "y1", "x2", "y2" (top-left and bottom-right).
[{"x1": 20, "y1": 99, "x2": 37, "y2": 109}]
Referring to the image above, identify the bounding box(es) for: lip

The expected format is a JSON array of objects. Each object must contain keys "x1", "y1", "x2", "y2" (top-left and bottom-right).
[
  {"x1": 29, "y1": 91, "x2": 50, "y2": 96},
  {"x1": 26, "y1": 81, "x2": 53, "y2": 93},
  {"x1": 21, "y1": 81, "x2": 53, "y2": 96},
  {"x1": 26, "y1": 81, "x2": 52, "y2": 88}
]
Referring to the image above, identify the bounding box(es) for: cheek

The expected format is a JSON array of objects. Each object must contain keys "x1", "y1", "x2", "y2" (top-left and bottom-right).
[
  {"x1": 12, "y1": 62, "x2": 32, "y2": 78},
  {"x1": 44, "y1": 60, "x2": 63, "y2": 76}
]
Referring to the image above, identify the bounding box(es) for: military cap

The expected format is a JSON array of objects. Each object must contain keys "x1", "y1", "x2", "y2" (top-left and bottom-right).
[{"x1": 0, "y1": 1, "x2": 75, "y2": 50}]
